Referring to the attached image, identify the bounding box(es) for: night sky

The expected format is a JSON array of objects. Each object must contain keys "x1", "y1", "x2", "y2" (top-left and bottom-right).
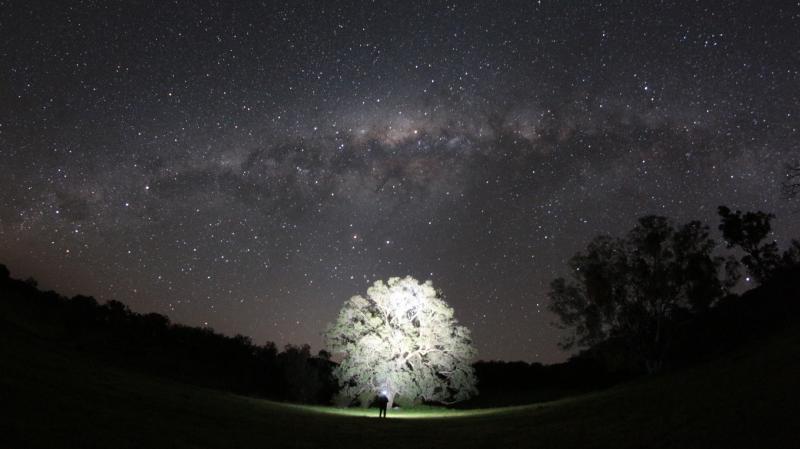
[{"x1": 1, "y1": 1, "x2": 798, "y2": 363}]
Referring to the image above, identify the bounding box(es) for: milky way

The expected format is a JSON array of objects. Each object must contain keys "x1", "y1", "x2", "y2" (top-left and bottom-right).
[{"x1": 1, "y1": 1, "x2": 798, "y2": 362}]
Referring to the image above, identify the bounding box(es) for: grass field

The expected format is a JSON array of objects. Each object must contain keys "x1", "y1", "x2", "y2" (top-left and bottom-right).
[{"x1": 2, "y1": 319, "x2": 799, "y2": 448}]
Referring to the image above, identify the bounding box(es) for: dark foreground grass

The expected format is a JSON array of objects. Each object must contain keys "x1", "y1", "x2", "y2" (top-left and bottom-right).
[{"x1": 2, "y1": 322, "x2": 798, "y2": 449}]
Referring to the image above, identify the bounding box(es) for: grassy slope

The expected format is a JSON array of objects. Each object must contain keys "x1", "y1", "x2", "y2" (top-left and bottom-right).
[{"x1": 2, "y1": 320, "x2": 799, "y2": 449}]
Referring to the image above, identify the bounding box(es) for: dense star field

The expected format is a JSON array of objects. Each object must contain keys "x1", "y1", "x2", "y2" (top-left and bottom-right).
[{"x1": 1, "y1": 1, "x2": 798, "y2": 362}]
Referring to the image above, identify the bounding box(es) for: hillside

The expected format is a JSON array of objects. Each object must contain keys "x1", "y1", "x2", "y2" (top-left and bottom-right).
[{"x1": 2, "y1": 304, "x2": 798, "y2": 448}]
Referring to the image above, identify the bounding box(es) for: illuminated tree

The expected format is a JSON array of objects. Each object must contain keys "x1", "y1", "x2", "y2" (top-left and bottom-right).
[{"x1": 324, "y1": 276, "x2": 477, "y2": 408}]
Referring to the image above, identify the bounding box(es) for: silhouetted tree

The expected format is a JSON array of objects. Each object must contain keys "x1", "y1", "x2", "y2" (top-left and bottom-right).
[
  {"x1": 780, "y1": 240, "x2": 800, "y2": 268},
  {"x1": 278, "y1": 344, "x2": 322, "y2": 403},
  {"x1": 0, "y1": 264, "x2": 9, "y2": 283},
  {"x1": 549, "y1": 216, "x2": 736, "y2": 373},
  {"x1": 0, "y1": 267, "x2": 337, "y2": 404},
  {"x1": 718, "y1": 206, "x2": 781, "y2": 283}
]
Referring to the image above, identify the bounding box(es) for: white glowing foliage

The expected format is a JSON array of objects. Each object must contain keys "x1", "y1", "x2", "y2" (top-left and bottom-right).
[{"x1": 325, "y1": 276, "x2": 477, "y2": 407}]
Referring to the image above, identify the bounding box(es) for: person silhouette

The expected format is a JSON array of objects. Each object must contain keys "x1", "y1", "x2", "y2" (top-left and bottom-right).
[{"x1": 377, "y1": 393, "x2": 389, "y2": 418}]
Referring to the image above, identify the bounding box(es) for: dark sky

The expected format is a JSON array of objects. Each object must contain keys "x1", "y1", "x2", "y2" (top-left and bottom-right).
[{"x1": 1, "y1": 1, "x2": 798, "y2": 363}]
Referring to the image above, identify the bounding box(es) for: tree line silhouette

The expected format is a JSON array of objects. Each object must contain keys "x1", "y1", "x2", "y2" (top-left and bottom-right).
[
  {"x1": 546, "y1": 206, "x2": 800, "y2": 376},
  {"x1": 0, "y1": 266, "x2": 336, "y2": 404},
  {"x1": 2, "y1": 206, "x2": 798, "y2": 407},
  {"x1": 463, "y1": 206, "x2": 800, "y2": 407}
]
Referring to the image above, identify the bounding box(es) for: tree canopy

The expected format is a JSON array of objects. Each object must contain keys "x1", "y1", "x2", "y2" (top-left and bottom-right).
[
  {"x1": 324, "y1": 276, "x2": 477, "y2": 407},
  {"x1": 548, "y1": 215, "x2": 737, "y2": 373},
  {"x1": 718, "y1": 206, "x2": 779, "y2": 283}
]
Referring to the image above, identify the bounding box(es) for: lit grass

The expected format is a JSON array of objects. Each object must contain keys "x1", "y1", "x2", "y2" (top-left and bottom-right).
[
  {"x1": 2, "y1": 319, "x2": 799, "y2": 448},
  {"x1": 286, "y1": 403, "x2": 517, "y2": 419}
]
